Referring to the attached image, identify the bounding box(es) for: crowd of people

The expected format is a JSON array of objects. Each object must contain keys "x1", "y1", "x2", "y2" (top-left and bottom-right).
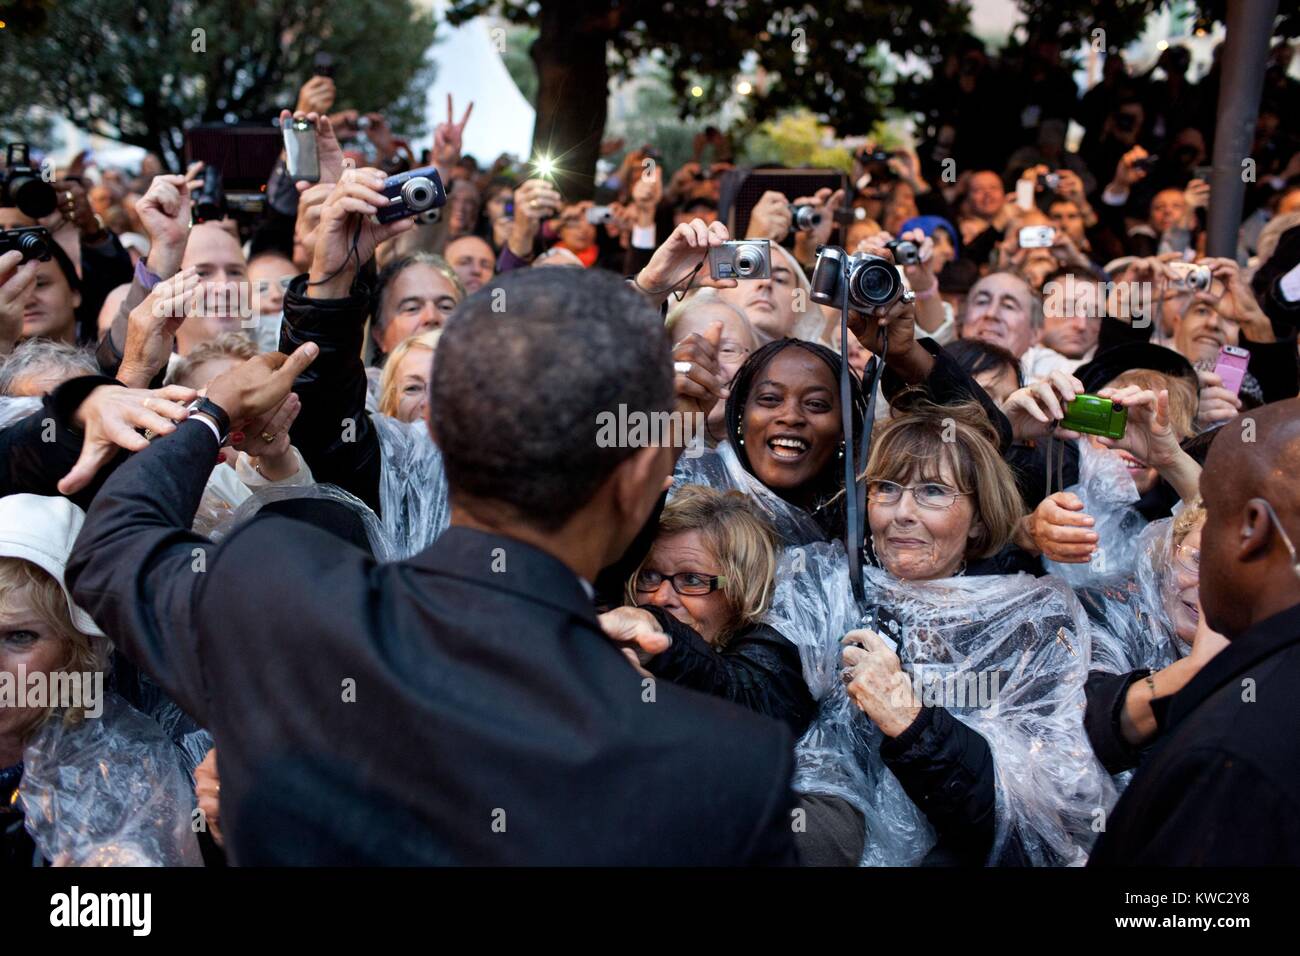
[{"x1": 1, "y1": 34, "x2": 1299, "y2": 868}]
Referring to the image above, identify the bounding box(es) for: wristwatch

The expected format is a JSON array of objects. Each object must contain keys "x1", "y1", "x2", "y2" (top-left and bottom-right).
[{"x1": 186, "y1": 397, "x2": 231, "y2": 444}]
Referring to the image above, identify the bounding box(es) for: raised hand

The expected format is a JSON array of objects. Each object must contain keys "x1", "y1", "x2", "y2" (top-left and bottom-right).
[
  {"x1": 433, "y1": 94, "x2": 474, "y2": 169},
  {"x1": 745, "y1": 190, "x2": 793, "y2": 242},
  {"x1": 279, "y1": 109, "x2": 347, "y2": 185},
  {"x1": 58, "y1": 384, "x2": 199, "y2": 495},
  {"x1": 296, "y1": 75, "x2": 336, "y2": 115},
  {"x1": 841, "y1": 629, "x2": 920, "y2": 738},
  {"x1": 0, "y1": 250, "x2": 38, "y2": 354},
  {"x1": 999, "y1": 370, "x2": 1086, "y2": 442},
  {"x1": 135, "y1": 162, "x2": 204, "y2": 279},
  {"x1": 206, "y1": 343, "x2": 321, "y2": 430},
  {"x1": 119, "y1": 268, "x2": 201, "y2": 388},
  {"x1": 307, "y1": 167, "x2": 416, "y2": 299},
  {"x1": 671, "y1": 319, "x2": 727, "y2": 424},
  {"x1": 633, "y1": 218, "x2": 735, "y2": 308}
]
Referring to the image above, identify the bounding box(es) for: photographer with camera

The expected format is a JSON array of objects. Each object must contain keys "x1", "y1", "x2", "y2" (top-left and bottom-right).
[{"x1": 0, "y1": 250, "x2": 38, "y2": 356}]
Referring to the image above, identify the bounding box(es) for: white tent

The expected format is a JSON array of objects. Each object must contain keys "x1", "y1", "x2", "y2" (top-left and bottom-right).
[{"x1": 422, "y1": 2, "x2": 537, "y2": 164}]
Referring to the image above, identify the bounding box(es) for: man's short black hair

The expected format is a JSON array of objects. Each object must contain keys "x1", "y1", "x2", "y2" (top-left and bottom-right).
[{"x1": 431, "y1": 268, "x2": 673, "y2": 531}]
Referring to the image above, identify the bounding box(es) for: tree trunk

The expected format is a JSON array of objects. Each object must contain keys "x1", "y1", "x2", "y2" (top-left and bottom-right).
[{"x1": 529, "y1": 1, "x2": 613, "y2": 201}]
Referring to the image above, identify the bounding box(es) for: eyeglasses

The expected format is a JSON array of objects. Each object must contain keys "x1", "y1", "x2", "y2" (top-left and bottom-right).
[
  {"x1": 634, "y1": 569, "x2": 727, "y2": 596},
  {"x1": 1173, "y1": 542, "x2": 1200, "y2": 576},
  {"x1": 866, "y1": 479, "x2": 970, "y2": 510}
]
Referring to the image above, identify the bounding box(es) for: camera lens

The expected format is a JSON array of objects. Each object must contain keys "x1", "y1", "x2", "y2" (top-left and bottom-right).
[
  {"x1": 11, "y1": 174, "x2": 57, "y2": 219},
  {"x1": 734, "y1": 244, "x2": 761, "y2": 277},
  {"x1": 401, "y1": 177, "x2": 434, "y2": 212},
  {"x1": 849, "y1": 260, "x2": 901, "y2": 308}
]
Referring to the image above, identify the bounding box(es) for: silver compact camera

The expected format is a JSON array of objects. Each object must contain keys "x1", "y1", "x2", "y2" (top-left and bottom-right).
[
  {"x1": 1018, "y1": 225, "x2": 1056, "y2": 249},
  {"x1": 708, "y1": 240, "x2": 771, "y2": 280},
  {"x1": 1167, "y1": 261, "x2": 1213, "y2": 293},
  {"x1": 810, "y1": 246, "x2": 904, "y2": 311}
]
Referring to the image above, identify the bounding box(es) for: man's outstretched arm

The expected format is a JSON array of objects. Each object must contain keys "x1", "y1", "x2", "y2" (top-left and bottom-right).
[{"x1": 66, "y1": 345, "x2": 320, "y2": 726}]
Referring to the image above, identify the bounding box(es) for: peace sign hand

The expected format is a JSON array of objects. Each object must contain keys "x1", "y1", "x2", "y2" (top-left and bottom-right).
[{"x1": 433, "y1": 94, "x2": 475, "y2": 168}]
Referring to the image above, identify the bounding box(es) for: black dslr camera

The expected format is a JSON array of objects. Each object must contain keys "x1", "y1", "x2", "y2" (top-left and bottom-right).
[
  {"x1": 885, "y1": 238, "x2": 920, "y2": 265},
  {"x1": 0, "y1": 225, "x2": 53, "y2": 262},
  {"x1": 810, "y1": 246, "x2": 905, "y2": 311},
  {"x1": 376, "y1": 166, "x2": 446, "y2": 224},
  {"x1": 0, "y1": 144, "x2": 57, "y2": 219},
  {"x1": 191, "y1": 166, "x2": 227, "y2": 224}
]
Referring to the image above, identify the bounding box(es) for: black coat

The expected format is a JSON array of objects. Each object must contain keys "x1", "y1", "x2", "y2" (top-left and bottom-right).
[
  {"x1": 66, "y1": 420, "x2": 799, "y2": 865},
  {"x1": 640, "y1": 606, "x2": 816, "y2": 735},
  {"x1": 1089, "y1": 601, "x2": 1300, "y2": 865}
]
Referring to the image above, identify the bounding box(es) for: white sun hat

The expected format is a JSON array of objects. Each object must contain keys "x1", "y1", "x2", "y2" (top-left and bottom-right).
[{"x1": 0, "y1": 494, "x2": 105, "y2": 638}]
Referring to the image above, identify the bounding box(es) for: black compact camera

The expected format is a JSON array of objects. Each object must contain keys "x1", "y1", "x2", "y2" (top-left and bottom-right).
[
  {"x1": 376, "y1": 166, "x2": 446, "y2": 224},
  {"x1": 885, "y1": 238, "x2": 920, "y2": 265},
  {"x1": 810, "y1": 246, "x2": 904, "y2": 311},
  {"x1": 0, "y1": 144, "x2": 57, "y2": 219},
  {"x1": 0, "y1": 225, "x2": 53, "y2": 262},
  {"x1": 790, "y1": 203, "x2": 823, "y2": 231},
  {"x1": 191, "y1": 166, "x2": 227, "y2": 224}
]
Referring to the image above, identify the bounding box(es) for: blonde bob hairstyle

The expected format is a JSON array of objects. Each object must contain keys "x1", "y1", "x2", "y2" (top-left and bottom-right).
[
  {"x1": 378, "y1": 329, "x2": 442, "y2": 419},
  {"x1": 626, "y1": 485, "x2": 779, "y2": 647},
  {"x1": 865, "y1": 397, "x2": 1025, "y2": 560},
  {"x1": 0, "y1": 557, "x2": 110, "y2": 734}
]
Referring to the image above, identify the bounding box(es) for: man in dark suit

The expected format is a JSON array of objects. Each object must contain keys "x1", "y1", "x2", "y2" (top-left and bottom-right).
[
  {"x1": 66, "y1": 207, "x2": 798, "y2": 862},
  {"x1": 1090, "y1": 398, "x2": 1300, "y2": 865}
]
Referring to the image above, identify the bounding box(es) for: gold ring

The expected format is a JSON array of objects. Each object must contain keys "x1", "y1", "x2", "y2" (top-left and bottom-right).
[
  {"x1": 260, "y1": 432, "x2": 276, "y2": 443},
  {"x1": 64, "y1": 191, "x2": 74, "y2": 202}
]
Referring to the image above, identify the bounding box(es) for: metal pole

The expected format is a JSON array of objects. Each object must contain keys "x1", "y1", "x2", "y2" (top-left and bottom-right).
[{"x1": 1206, "y1": 0, "x2": 1278, "y2": 258}]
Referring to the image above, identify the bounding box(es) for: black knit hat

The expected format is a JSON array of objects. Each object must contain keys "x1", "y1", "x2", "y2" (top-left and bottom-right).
[{"x1": 1073, "y1": 342, "x2": 1198, "y2": 394}]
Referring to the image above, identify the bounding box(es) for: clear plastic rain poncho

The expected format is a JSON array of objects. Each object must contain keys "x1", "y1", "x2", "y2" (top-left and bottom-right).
[
  {"x1": 18, "y1": 693, "x2": 203, "y2": 866},
  {"x1": 672, "y1": 441, "x2": 831, "y2": 547},
  {"x1": 1079, "y1": 514, "x2": 1189, "y2": 680},
  {"x1": 207, "y1": 481, "x2": 399, "y2": 562},
  {"x1": 763, "y1": 540, "x2": 1115, "y2": 866},
  {"x1": 371, "y1": 413, "x2": 451, "y2": 558},
  {"x1": 0, "y1": 395, "x2": 40, "y2": 429},
  {"x1": 1044, "y1": 438, "x2": 1148, "y2": 587}
]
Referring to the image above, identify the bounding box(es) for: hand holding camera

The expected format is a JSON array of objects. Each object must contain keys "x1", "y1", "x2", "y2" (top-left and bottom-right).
[
  {"x1": 279, "y1": 109, "x2": 347, "y2": 186},
  {"x1": 634, "y1": 218, "x2": 735, "y2": 308},
  {"x1": 1112, "y1": 145, "x2": 1151, "y2": 192},
  {"x1": 307, "y1": 167, "x2": 417, "y2": 299},
  {"x1": 508, "y1": 178, "x2": 562, "y2": 258},
  {"x1": 296, "y1": 74, "x2": 336, "y2": 116},
  {"x1": 999, "y1": 370, "x2": 1086, "y2": 443},
  {"x1": 745, "y1": 190, "x2": 794, "y2": 242},
  {"x1": 1093, "y1": 384, "x2": 1180, "y2": 469},
  {"x1": 0, "y1": 249, "x2": 39, "y2": 353}
]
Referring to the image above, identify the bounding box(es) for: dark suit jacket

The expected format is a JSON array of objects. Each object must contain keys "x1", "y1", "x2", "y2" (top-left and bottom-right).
[
  {"x1": 66, "y1": 420, "x2": 798, "y2": 865},
  {"x1": 1089, "y1": 601, "x2": 1300, "y2": 865}
]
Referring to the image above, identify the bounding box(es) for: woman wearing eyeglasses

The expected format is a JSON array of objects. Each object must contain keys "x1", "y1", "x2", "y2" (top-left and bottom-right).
[
  {"x1": 602, "y1": 484, "x2": 871, "y2": 866},
  {"x1": 774, "y1": 400, "x2": 1114, "y2": 866},
  {"x1": 606, "y1": 484, "x2": 814, "y2": 734}
]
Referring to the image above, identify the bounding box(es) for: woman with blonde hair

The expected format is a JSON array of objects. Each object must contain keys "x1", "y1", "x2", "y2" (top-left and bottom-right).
[
  {"x1": 601, "y1": 484, "x2": 813, "y2": 733},
  {"x1": 0, "y1": 495, "x2": 200, "y2": 866},
  {"x1": 378, "y1": 330, "x2": 441, "y2": 422}
]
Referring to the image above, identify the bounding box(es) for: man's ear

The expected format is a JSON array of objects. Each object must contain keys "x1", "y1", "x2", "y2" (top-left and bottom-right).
[
  {"x1": 1239, "y1": 499, "x2": 1276, "y2": 563},
  {"x1": 611, "y1": 445, "x2": 672, "y2": 521}
]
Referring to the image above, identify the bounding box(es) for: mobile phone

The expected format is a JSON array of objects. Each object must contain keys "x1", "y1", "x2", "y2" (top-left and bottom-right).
[
  {"x1": 313, "y1": 52, "x2": 335, "y2": 79},
  {"x1": 1193, "y1": 165, "x2": 1213, "y2": 182},
  {"x1": 1214, "y1": 345, "x2": 1250, "y2": 397},
  {"x1": 1059, "y1": 394, "x2": 1128, "y2": 440},
  {"x1": 1019, "y1": 225, "x2": 1056, "y2": 249},
  {"x1": 283, "y1": 118, "x2": 320, "y2": 183},
  {"x1": 1015, "y1": 179, "x2": 1035, "y2": 211}
]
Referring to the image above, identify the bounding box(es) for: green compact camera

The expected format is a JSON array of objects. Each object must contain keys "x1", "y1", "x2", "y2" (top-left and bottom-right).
[{"x1": 1060, "y1": 394, "x2": 1127, "y2": 440}]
